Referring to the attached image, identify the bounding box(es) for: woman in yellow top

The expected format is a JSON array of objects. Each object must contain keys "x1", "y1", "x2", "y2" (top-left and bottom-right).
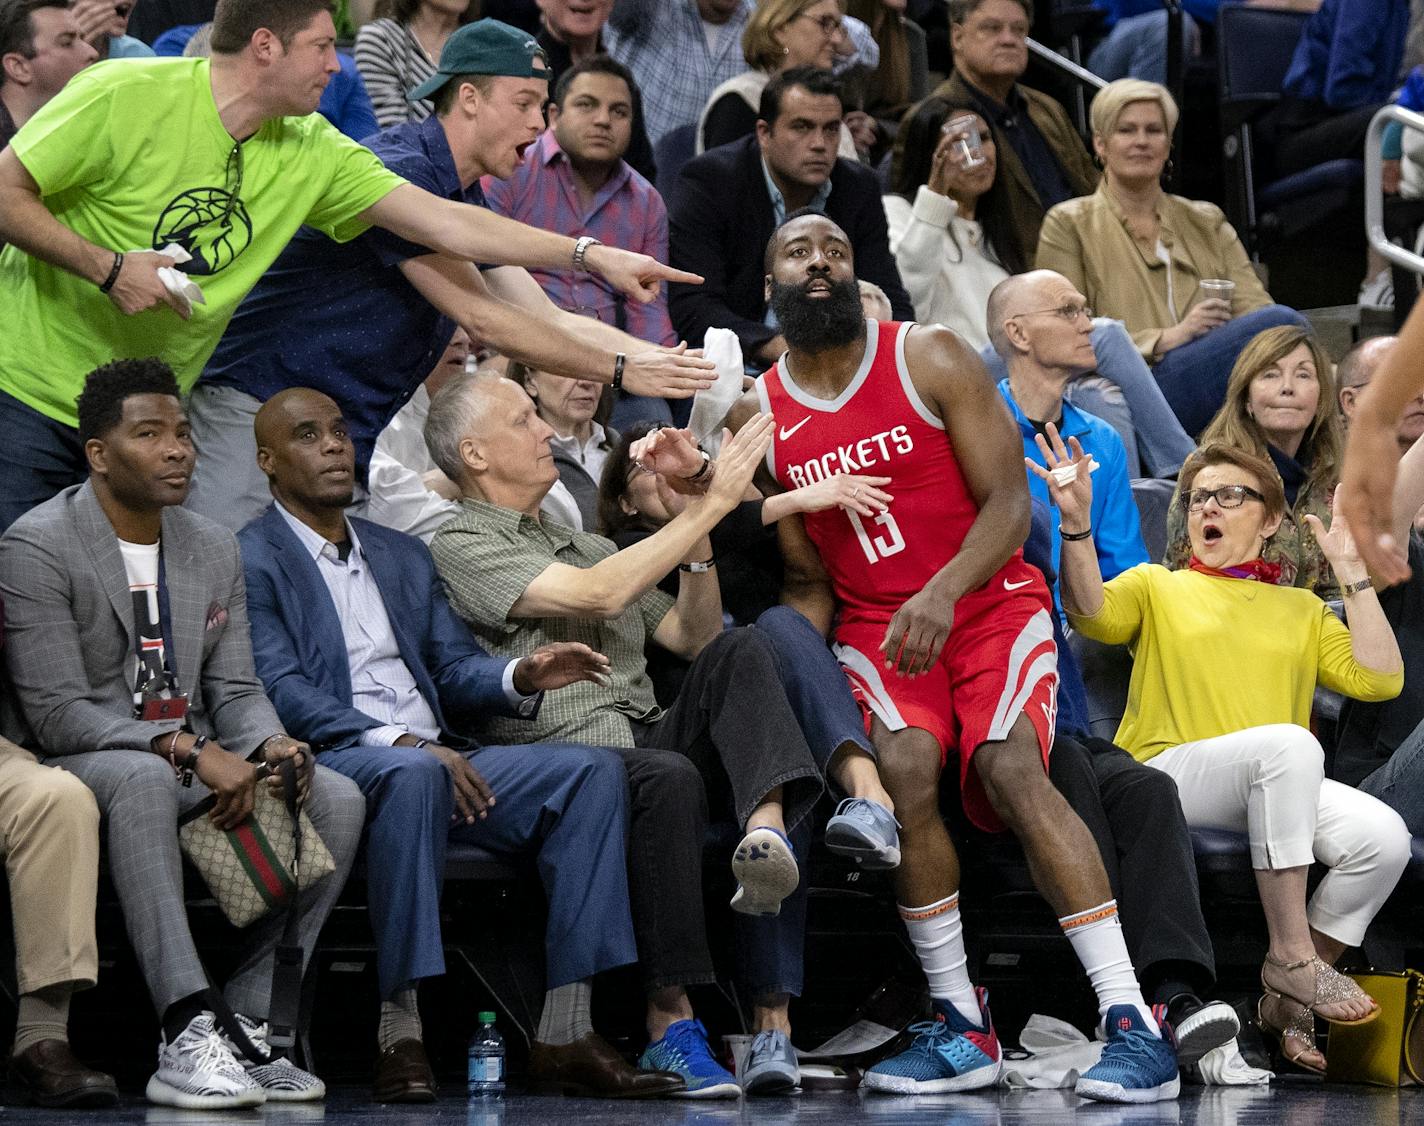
[
  {"x1": 1035, "y1": 79, "x2": 1307, "y2": 437},
  {"x1": 1163, "y1": 325, "x2": 1343, "y2": 599},
  {"x1": 1039, "y1": 437, "x2": 1409, "y2": 1074}
]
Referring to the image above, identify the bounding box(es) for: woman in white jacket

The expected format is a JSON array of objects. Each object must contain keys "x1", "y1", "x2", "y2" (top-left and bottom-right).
[{"x1": 884, "y1": 96, "x2": 1195, "y2": 478}]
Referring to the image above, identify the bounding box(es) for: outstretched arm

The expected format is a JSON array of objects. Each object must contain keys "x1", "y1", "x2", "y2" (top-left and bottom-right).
[
  {"x1": 362, "y1": 183, "x2": 704, "y2": 306},
  {"x1": 1343, "y1": 300, "x2": 1424, "y2": 583}
]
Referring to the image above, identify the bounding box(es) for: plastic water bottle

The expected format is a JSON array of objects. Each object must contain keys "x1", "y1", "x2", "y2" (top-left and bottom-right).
[{"x1": 467, "y1": 1011, "x2": 505, "y2": 1099}]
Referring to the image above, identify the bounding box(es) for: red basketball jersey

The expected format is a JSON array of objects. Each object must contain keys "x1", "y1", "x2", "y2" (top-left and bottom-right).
[{"x1": 757, "y1": 319, "x2": 1024, "y2": 626}]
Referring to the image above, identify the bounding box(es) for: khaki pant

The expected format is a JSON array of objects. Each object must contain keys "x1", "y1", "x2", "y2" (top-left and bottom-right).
[{"x1": 0, "y1": 738, "x2": 98, "y2": 994}]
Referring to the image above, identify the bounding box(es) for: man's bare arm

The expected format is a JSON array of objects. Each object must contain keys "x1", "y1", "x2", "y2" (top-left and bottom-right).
[
  {"x1": 362, "y1": 184, "x2": 703, "y2": 305},
  {"x1": 907, "y1": 324, "x2": 1031, "y2": 600},
  {"x1": 401, "y1": 254, "x2": 714, "y2": 398},
  {"x1": 778, "y1": 511, "x2": 837, "y2": 637},
  {"x1": 0, "y1": 149, "x2": 191, "y2": 317}
]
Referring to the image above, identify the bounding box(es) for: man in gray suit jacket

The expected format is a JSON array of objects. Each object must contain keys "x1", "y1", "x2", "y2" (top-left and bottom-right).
[{"x1": 0, "y1": 358, "x2": 366, "y2": 1111}]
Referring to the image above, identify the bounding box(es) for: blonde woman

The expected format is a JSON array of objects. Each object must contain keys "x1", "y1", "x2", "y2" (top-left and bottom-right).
[
  {"x1": 697, "y1": 0, "x2": 860, "y2": 157},
  {"x1": 1037, "y1": 79, "x2": 1307, "y2": 436},
  {"x1": 1163, "y1": 326, "x2": 1343, "y2": 598}
]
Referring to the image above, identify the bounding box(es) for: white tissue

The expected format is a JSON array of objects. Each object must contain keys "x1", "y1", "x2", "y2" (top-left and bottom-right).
[
  {"x1": 125, "y1": 242, "x2": 206, "y2": 316},
  {"x1": 689, "y1": 327, "x2": 746, "y2": 456},
  {"x1": 1050, "y1": 457, "x2": 1101, "y2": 488},
  {"x1": 1193, "y1": 1038, "x2": 1274, "y2": 1085}
]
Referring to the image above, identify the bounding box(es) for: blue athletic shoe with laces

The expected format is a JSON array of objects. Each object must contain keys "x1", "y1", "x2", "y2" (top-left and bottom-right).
[
  {"x1": 862, "y1": 988, "x2": 1002, "y2": 1094},
  {"x1": 824, "y1": 798, "x2": 901, "y2": 870},
  {"x1": 1075, "y1": 1004, "x2": 1180, "y2": 1104},
  {"x1": 638, "y1": 1020, "x2": 739, "y2": 1099}
]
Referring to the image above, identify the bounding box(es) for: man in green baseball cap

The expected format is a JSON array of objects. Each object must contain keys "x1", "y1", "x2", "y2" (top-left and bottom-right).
[
  {"x1": 184, "y1": 15, "x2": 716, "y2": 533},
  {"x1": 408, "y1": 18, "x2": 550, "y2": 103}
]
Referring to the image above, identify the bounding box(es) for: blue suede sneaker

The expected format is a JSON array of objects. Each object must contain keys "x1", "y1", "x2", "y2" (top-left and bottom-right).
[
  {"x1": 741, "y1": 1029, "x2": 799, "y2": 1095},
  {"x1": 824, "y1": 798, "x2": 901, "y2": 870},
  {"x1": 730, "y1": 827, "x2": 800, "y2": 916},
  {"x1": 862, "y1": 988, "x2": 1001, "y2": 1094},
  {"x1": 1075, "y1": 1004, "x2": 1180, "y2": 1104},
  {"x1": 639, "y1": 1020, "x2": 739, "y2": 1100}
]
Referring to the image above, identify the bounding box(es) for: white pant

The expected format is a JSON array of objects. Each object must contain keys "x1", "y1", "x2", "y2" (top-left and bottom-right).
[{"x1": 1147, "y1": 724, "x2": 1411, "y2": 947}]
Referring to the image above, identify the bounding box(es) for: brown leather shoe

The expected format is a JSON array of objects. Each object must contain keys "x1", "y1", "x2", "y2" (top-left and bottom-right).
[
  {"x1": 7, "y1": 1039, "x2": 118, "y2": 1108},
  {"x1": 528, "y1": 1032, "x2": 685, "y2": 1098},
  {"x1": 372, "y1": 1038, "x2": 437, "y2": 1103}
]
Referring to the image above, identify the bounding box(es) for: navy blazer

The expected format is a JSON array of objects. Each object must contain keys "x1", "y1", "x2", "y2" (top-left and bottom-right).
[
  {"x1": 239, "y1": 505, "x2": 530, "y2": 752},
  {"x1": 667, "y1": 134, "x2": 914, "y2": 360}
]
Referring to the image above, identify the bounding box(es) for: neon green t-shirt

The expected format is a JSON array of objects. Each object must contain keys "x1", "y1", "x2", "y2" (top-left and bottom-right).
[{"x1": 0, "y1": 57, "x2": 407, "y2": 428}]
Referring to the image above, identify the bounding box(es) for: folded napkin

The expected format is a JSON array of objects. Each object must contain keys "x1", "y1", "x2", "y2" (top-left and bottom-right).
[
  {"x1": 124, "y1": 242, "x2": 206, "y2": 316},
  {"x1": 689, "y1": 328, "x2": 746, "y2": 456}
]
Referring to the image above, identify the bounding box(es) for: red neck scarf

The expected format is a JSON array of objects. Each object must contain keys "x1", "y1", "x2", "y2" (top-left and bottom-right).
[{"x1": 1187, "y1": 556, "x2": 1283, "y2": 585}]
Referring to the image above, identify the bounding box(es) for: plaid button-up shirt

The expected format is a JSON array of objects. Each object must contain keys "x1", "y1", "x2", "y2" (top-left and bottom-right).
[
  {"x1": 604, "y1": 0, "x2": 754, "y2": 143},
  {"x1": 430, "y1": 497, "x2": 674, "y2": 748},
  {"x1": 482, "y1": 131, "x2": 676, "y2": 345}
]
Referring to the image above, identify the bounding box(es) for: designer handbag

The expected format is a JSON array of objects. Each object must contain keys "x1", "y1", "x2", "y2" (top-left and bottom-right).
[
  {"x1": 1325, "y1": 970, "x2": 1424, "y2": 1086},
  {"x1": 178, "y1": 761, "x2": 336, "y2": 929}
]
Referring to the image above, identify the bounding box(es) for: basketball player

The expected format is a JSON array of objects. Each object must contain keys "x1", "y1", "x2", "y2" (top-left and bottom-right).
[{"x1": 702, "y1": 213, "x2": 1180, "y2": 1103}]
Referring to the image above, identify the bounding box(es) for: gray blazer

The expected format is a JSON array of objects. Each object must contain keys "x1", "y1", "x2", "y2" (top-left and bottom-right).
[{"x1": 0, "y1": 482, "x2": 281, "y2": 756}]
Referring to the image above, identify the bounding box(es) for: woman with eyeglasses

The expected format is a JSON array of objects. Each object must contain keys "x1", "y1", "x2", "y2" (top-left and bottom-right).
[
  {"x1": 1036, "y1": 79, "x2": 1308, "y2": 437},
  {"x1": 697, "y1": 0, "x2": 861, "y2": 157},
  {"x1": 886, "y1": 94, "x2": 1194, "y2": 477},
  {"x1": 1041, "y1": 435, "x2": 1409, "y2": 1076},
  {"x1": 1162, "y1": 326, "x2": 1344, "y2": 598}
]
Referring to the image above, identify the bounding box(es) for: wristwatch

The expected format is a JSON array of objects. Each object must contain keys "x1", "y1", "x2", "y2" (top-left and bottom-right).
[{"x1": 1340, "y1": 578, "x2": 1373, "y2": 596}]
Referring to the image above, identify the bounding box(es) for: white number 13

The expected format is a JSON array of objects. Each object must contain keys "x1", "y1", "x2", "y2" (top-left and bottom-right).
[{"x1": 847, "y1": 509, "x2": 905, "y2": 564}]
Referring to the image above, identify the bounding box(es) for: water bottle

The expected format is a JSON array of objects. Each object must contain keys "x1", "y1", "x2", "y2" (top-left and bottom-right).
[{"x1": 467, "y1": 1011, "x2": 505, "y2": 1099}]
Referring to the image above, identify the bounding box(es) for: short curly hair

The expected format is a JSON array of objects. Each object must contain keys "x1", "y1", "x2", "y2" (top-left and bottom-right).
[{"x1": 76, "y1": 358, "x2": 182, "y2": 445}]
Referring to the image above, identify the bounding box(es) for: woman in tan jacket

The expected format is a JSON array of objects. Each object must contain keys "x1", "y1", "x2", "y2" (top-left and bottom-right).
[{"x1": 1036, "y1": 79, "x2": 1307, "y2": 437}]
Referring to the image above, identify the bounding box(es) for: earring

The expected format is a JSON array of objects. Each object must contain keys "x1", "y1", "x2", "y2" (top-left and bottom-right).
[
  {"x1": 1162, "y1": 157, "x2": 1176, "y2": 180},
  {"x1": 1093, "y1": 153, "x2": 1103, "y2": 169},
  {"x1": 783, "y1": 45, "x2": 790, "y2": 55}
]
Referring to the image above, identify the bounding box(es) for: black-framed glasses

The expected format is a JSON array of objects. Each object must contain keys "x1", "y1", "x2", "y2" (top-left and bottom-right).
[
  {"x1": 1009, "y1": 303, "x2": 1094, "y2": 323},
  {"x1": 795, "y1": 11, "x2": 845, "y2": 36},
  {"x1": 1181, "y1": 484, "x2": 1266, "y2": 512}
]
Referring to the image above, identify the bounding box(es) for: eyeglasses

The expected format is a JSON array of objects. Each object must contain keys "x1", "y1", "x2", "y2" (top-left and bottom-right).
[
  {"x1": 794, "y1": 12, "x2": 845, "y2": 36},
  {"x1": 968, "y1": 18, "x2": 1030, "y2": 39},
  {"x1": 1009, "y1": 303, "x2": 1094, "y2": 323},
  {"x1": 1180, "y1": 484, "x2": 1266, "y2": 512}
]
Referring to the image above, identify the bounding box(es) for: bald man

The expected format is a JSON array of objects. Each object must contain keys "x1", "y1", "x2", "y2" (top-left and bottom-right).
[{"x1": 236, "y1": 388, "x2": 683, "y2": 1102}]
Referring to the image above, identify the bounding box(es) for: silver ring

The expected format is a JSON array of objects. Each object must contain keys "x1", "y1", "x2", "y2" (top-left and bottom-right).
[{"x1": 852, "y1": 486, "x2": 861, "y2": 499}]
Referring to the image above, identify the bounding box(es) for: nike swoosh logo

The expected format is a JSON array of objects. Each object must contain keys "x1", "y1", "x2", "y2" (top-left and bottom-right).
[
  {"x1": 779, "y1": 416, "x2": 813, "y2": 441},
  {"x1": 1003, "y1": 578, "x2": 1032, "y2": 591}
]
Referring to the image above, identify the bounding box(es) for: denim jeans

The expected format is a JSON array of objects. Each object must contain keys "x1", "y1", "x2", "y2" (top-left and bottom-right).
[
  {"x1": 0, "y1": 391, "x2": 87, "y2": 533},
  {"x1": 980, "y1": 319, "x2": 1196, "y2": 478},
  {"x1": 1358, "y1": 721, "x2": 1424, "y2": 836},
  {"x1": 1151, "y1": 305, "x2": 1310, "y2": 437}
]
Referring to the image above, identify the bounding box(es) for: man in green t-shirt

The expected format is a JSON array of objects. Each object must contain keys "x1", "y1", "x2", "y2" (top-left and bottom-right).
[{"x1": 0, "y1": 0, "x2": 701, "y2": 531}]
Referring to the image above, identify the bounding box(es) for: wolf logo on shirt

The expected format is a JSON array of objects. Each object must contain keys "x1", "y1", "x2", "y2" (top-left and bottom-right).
[{"x1": 153, "y1": 186, "x2": 253, "y2": 275}]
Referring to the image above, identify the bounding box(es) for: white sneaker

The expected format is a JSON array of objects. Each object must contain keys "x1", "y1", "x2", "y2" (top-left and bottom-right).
[
  {"x1": 146, "y1": 1012, "x2": 265, "y2": 1109},
  {"x1": 226, "y1": 1014, "x2": 326, "y2": 1102},
  {"x1": 1360, "y1": 268, "x2": 1395, "y2": 310}
]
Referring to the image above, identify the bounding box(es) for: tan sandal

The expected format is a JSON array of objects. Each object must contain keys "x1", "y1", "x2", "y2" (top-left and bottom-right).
[
  {"x1": 1261, "y1": 952, "x2": 1380, "y2": 1026},
  {"x1": 1256, "y1": 995, "x2": 1324, "y2": 1075}
]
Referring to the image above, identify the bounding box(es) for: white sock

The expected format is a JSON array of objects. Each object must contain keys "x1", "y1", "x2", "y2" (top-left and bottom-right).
[
  {"x1": 899, "y1": 894, "x2": 980, "y2": 1025},
  {"x1": 1059, "y1": 901, "x2": 1158, "y2": 1034}
]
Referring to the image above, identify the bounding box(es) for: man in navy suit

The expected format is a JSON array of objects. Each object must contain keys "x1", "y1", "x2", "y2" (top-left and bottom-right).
[{"x1": 237, "y1": 388, "x2": 683, "y2": 1103}]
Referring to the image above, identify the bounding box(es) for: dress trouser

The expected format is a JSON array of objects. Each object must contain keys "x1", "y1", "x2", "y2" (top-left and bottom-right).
[
  {"x1": 184, "y1": 384, "x2": 272, "y2": 534},
  {"x1": 1049, "y1": 734, "x2": 1215, "y2": 996},
  {"x1": 47, "y1": 751, "x2": 366, "y2": 1021},
  {"x1": 318, "y1": 742, "x2": 638, "y2": 998},
  {"x1": 632, "y1": 621, "x2": 829, "y2": 998},
  {"x1": 1145, "y1": 724, "x2": 1412, "y2": 947},
  {"x1": 0, "y1": 739, "x2": 100, "y2": 994}
]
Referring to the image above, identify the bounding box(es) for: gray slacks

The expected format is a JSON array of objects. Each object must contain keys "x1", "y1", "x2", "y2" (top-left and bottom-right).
[{"x1": 48, "y1": 750, "x2": 364, "y2": 1020}]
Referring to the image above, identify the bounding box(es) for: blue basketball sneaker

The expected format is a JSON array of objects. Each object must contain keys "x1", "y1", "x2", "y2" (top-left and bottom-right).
[
  {"x1": 639, "y1": 1020, "x2": 739, "y2": 1099},
  {"x1": 862, "y1": 988, "x2": 1002, "y2": 1094},
  {"x1": 824, "y1": 797, "x2": 901, "y2": 870},
  {"x1": 1075, "y1": 1004, "x2": 1180, "y2": 1104}
]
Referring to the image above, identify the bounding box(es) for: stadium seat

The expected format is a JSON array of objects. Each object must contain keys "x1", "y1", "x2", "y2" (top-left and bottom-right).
[{"x1": 653, "y1": 124, "x2": 698, "y2": 211}]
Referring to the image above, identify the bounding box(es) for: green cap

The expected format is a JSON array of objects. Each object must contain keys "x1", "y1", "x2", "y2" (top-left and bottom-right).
[
  {"x1": 408, "y1": 19, "x2": 548, "y2": 103},
  {"x1": 478, "y1": 1011, "x2": 496, "y2": 1023}
]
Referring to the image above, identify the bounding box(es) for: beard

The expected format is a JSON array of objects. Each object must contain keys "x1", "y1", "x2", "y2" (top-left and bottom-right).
[{"x1": 768, "y1": 277, "x2": 866, "y2": 353}]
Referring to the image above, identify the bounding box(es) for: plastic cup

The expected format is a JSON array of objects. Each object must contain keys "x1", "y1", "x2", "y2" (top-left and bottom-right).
[
  {"x1": 724, "y1": 1034, "x2": 753, "y2": 1080},
  {"x1": 942, "y1": 114, "x2": 987, "y2": 169},
  {"x1": 1198, "y1": 278, "x2": 1235, "y2": 312}
]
